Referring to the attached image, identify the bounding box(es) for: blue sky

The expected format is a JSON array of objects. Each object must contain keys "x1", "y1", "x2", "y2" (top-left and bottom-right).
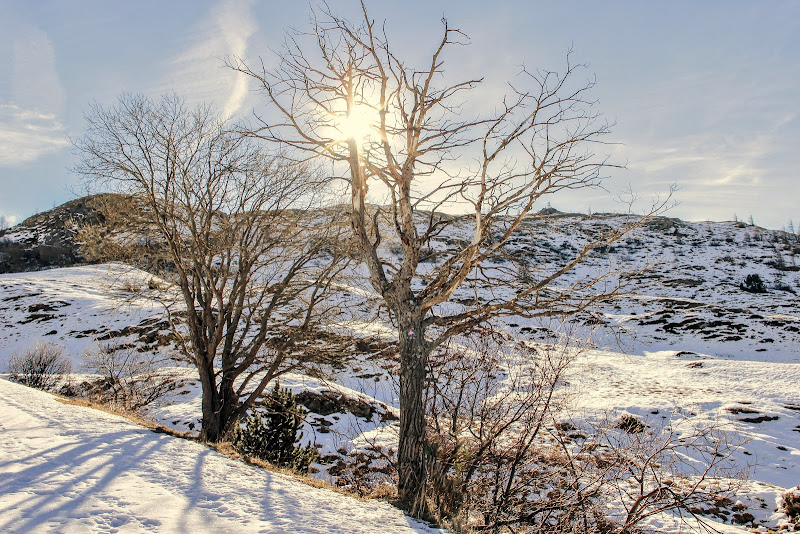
[{"x1": 1, "y1": 0, "x2": 798, "y2": 230}]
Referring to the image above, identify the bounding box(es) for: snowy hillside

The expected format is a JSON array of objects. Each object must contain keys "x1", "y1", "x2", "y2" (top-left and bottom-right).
[
  {"x1": 417, "y1": 212, "x2": 800, "y2": 363},
  {"x1": 0, "y1": 264, "x2": 170, "y2": 364},
  {"x1": 1, "y1": 207, "x2": 800, "y2": 531}
]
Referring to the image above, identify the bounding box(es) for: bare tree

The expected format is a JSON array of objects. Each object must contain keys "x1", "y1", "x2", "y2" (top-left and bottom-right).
[
  {"x1": 228, "y1": 2, "x2": 669, "y2": 511},
  {"x1": 75, "y1": 93, "x2": 350, "y2": 442},
  {"x1": 578, "y1": 413, "x2": 745, "y2": 534}
]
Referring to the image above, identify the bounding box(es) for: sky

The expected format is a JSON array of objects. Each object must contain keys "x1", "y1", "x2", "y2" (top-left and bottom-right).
[{"x1": 0, "y1": 0, "x2": 798, "y2": 230}]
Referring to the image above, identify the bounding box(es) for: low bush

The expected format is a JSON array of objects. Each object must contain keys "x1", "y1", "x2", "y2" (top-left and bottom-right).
[
  {"x1": 773, "y1": 282, "x2": 797, "y2": 294},
  {"x1": 7, "y1": 341, "x2": 72, "y2": 391},
  {"x1": 421, "y1": 329, "x2": 746, "y2": 533},
  {"x1": 232, "y1": 381, "x2": 318, "y2": 473},
  {"x1": 81, "y1": 344, "x2": 181, "y2": 413}
]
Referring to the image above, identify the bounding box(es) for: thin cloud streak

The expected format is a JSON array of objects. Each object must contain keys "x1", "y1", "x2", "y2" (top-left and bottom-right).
[
  {"x1": 0, "y1": 22, "x2": 67, "y2": 166},
  {"x1": 619, "y1": 126, "x2": 795, "y2": 225},
  {"x1": 632, "y1": 137, "x2": 767, "y2": 186},
  {"x1": 166, "y1": 0, "x2": 257, "y2": 118},
  {"x1": 216, "y1": 0, "x2": 257, "y2": 117},
  {"x1": 10, "y1": 24, "x2": 65, "y2": 113}
]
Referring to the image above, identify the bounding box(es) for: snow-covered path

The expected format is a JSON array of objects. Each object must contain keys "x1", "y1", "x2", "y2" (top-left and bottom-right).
[{"x1": 0, "y1": 378, "x2": 441, "y2": 533}]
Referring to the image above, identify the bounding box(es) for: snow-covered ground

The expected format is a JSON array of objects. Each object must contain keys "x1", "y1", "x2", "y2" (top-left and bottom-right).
[
  {"x1": 0, "y1": 263, "x2": 170, "y2": 366},
  {"x1": 0, "y1": 377, "x2": 442, "y2": 534},
  {"x1": 568, "y1": 348, "x2": 800, "y2": 529},
  {"x1": 2, "y1": 212, "x2": 800, "y2": 531}
]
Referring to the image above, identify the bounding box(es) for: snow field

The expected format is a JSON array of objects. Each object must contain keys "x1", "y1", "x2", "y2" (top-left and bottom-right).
[{"x1": 0, "y1": 378, "x2": 442, "y2": 533}]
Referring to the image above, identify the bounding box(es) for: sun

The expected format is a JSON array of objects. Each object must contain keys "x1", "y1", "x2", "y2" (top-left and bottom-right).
[{"x1": 336, "y1": 105, "x2": 376, "y2": 143}]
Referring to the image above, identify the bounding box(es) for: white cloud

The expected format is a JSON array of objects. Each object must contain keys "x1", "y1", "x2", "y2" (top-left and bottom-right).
[
  {"x1": 166, "y1": 0, "x2": 258, "y2": 118},
  {"x1": 0, "y1": 23, "x2": 68, "y2": 166},
  {"x1": 615, "y1": 114, "x2": 799, "y2": 229},
  {"x1": 625, "y1": 129, "x2": 774, "y2": 189},
  {"x1": 0, "y1": 103, "x2": 68, "y2": 166}
]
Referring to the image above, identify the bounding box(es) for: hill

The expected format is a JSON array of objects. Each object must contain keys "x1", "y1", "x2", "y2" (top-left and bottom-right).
[
  {"x1": 1, "y1": 198, "x2": 799, "y2": 531},
  {"x1": 0, "y1": 195, "x2": 108, "y2": 273}
]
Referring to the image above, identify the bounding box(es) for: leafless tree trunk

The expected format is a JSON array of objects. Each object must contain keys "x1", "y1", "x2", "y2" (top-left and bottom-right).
[
  {"x1": 75, "y1": 93, "x2": 350, "y2": 442},
  {"x1": 228, "y1": 1, "x2": 670, "y2": 511}
]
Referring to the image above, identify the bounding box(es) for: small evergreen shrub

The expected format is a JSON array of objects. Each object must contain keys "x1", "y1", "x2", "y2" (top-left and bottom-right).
[
  {"x1": 740, "y1": 273, "x2": 767, "y2": 293},
  {"x1": 7, "y1": 341, "x2": 72, "y2": 391},
  {"x1": 232, "y1": 381, "x2": 318, "y2": 472}
]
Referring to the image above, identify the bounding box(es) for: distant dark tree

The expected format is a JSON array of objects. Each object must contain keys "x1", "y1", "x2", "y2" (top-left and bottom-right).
[{"x1": 741, "y1": 273, "x2": 767, "y2": 293}]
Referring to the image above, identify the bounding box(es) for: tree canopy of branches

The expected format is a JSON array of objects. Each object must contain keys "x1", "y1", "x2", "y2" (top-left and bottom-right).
[
  {"x1": 229, "y1": 2, "x2": 668, "y2": 512},
  {"x1": 75, "y1": 93, "x2": 349, "y2": 442}
]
